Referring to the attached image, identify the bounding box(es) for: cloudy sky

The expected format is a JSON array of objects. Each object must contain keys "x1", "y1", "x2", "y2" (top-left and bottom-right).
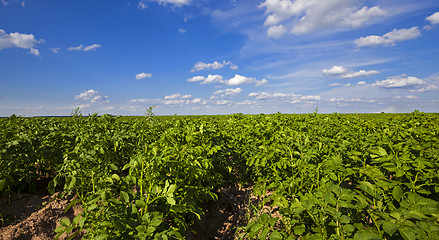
[{"x1": 1, "y1": 0, "x2": 438, "y2": 116}]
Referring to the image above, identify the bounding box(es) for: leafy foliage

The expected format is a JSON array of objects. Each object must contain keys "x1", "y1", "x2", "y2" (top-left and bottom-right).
[{"x1": 1, "y1": 112, "x2": 438, "y2": 239}]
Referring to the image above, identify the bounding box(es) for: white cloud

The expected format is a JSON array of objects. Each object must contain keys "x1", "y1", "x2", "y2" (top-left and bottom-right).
[
  {"x1": 342, "y1": 70, "x2": 379, "y2": 79},
  {"x1": 164, "y1": 93, "x2": 193, "y2": 100},
  {"x1": 30, "y1": 48, "x2": 40, "y2": 56},
  {"x1": 409, "y1": 84, "x2": 438, "y2": 92},
  {"x1": 355, "y1": 27, "x2": 421, "y2": 47},
  {"x1": 75, "y1": 90, "x2": 109, "y2": 103},
  {"x1": 138, "y1": 0, "x2": 148, "y2": 9},
  {"x1": 135, "y1": 72, "x2": 152, "y2": 80},
  {"x1": 249, "y1": 92, "x2": 320, "y2": 103},
  {"x1": 192, "y1": 98, "x2": 203, "y2": 103},
  {"x1": 150, "y1": 0, "x2": 190, "y2": 7},
  {"x1": 1, "y1": 0, "x2": 25, "y2": 6},
  {"x1": 323, "y1": 65, "x2": 348, "y2": 76},
  {"x1": 323, "y1": 65, "x2": 379, "y2": 78},
  {"x1": 330, "y1": 97, "x2": 362, "y2": 102},
  {"x1": 213, "y1": 88, "x2": 242, "y2": 97},
  {"x1": 67, "y1": 45, "x2": 83, "y2": 51},
  {"x1": 51, "y1": 47, "x2": 60, "y2": 54},
  {"x1": 178, "y1": 28, "x2": 186, "y2": 33},
  {"x1": 259, "y1": 0, "x2": 386, "y2": 34},
  {"x1": 84, "y1": 44, "x2": 101, "y2": 51},
  {"x1": 216, "y1": 100, "x2": 231, "y2": 105},
  {"x1": 68, "y1": 44, "x2": 102, "y2": 52},
  {"x1": 267, "y1": 25, "x2": 287, "y2": 38},
  {"x1": 374, "y1": 74, "x2": 425, "y2": 88},
  {"x1": 0, "y1": 29, "x2": 42, "y2": 55},
  {"x1": 357, "y1": 81, "x2": 366, "y2": 85},
  {"x1": 224, "y1": 74, "x2": 268, "y2": 86},
  {"x1": 187, "y1": 74, "x2": 224, "y2": 84},
  {"x1": 191, "y1": 60, "x2": 238, "y2": 72},
  {"x1": 393, "y1": 95, "x2": 418, "y2": 100},
  {"x1": 426, "y1": 12, "x2": 439, "y2": 24}
]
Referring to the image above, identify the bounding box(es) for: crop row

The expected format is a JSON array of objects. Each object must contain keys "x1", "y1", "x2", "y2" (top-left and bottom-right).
[{"x1": 1, "y1": 111, "x2": 438, "y2": 239}]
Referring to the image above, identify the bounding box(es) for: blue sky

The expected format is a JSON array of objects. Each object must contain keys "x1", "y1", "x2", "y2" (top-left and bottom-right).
[{"x1": 1, "y1": 0, "x2": 438, "y2": 116}]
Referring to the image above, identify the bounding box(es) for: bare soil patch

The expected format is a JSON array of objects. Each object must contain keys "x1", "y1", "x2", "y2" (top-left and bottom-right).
[
  {"x1": 1, "y1": 185, "x2": 260, "y2": 240},
  {"x1": 186, "y1": 184, "x2": 254, "y2": 240},
  {"x1": 0, "y1": 192, "x2": 83, "y2": 240}
]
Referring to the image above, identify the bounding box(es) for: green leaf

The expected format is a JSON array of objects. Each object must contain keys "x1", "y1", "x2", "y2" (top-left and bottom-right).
[
  {"x1": 88, "y1": 203, "x2": 98, "y2": 211},
  {"x1": 136, "y1": 199, "x2": 146, "y2": 208},
  {"x1": 166, "y1": 197, "x2": 176, "y2": 206},
  {"x1": 293, "y1": 224, "x2": 306, "y2": 235},
  {"x1": 353, "y1": 231, "x2": 381, "y2": 240},
  {"x1": 261, "y1": 213, "x2": 269, "y2": 224},
  {"x1": 0, "y1": 179, "x2": 6, "y2": 192},
  {"x1": 260, "y1": 229, "x2": 270, "y2": 240},
  {"x1": 359, "y1": 181, "x2": 375, "y2": 197},
  {"x1": 72, "y1": 215, "x2": 81, "y2": 225},
  {"x1": 382, "y1": 221, "x2": 397, "y2": 236},
  {"x1": 343, "y1": 224, "x2": 355, "y2": 233},
  {"x1": 93, "y1": 234, "x2": 110, "y2": 240},
  {"x1": 377, "y1": 146, "x2": 387, "y2": 156},
  {"x1": 65, "y1": 198, "x2": 81, "y2": 213},
  {"x1": 55, "y1": 225, "x2": 65, "y2": 233},
  {"x1": 120, "y1": 191, "x2": 129, "y2": 203},
  {"x1": 392, "y1": 186, "x2": 404, "y2": 202},
  {"x1": 60, "y1": 218, "x2": 71, "y2": 227},
  {"x1": 111, "y1": 174, "x2": 120, "y2": 181},
  {"x1": 399, "y1": 227, "x2": 416, "y2": 240},
  {"x1": 269, "y1": 230, "x2": 283, "y2": 240},
  {"x1": 248, "y1": 223, "x2": 263, "y2": 239},
  {"x1": 109, "y1": 164, "x2": 118, "y2": 171},
  {"x1": 340, "y1": 215, "x2": 351, "y2": 224}
]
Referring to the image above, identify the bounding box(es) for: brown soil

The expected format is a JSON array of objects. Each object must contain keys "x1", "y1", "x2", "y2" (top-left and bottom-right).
[
  {"x1": 186, "y1": 184, "x2": 254, "y2": 240},
  {"x1": 0, "y1": 185, "x2": 261, "y2": 240},
  {"x1": 0, "y1": 192, "x2": 83, "y2": 240}
]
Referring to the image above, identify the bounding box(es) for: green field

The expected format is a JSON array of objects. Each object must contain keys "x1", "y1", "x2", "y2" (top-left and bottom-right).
[{"x1": 1, "y1": 112, "x2": 439, "y2": 239}]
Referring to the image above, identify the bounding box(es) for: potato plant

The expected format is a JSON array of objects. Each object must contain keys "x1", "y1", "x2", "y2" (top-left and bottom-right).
[{"x1": 0, "y1": 111, "x2": 438, "y2": 239}]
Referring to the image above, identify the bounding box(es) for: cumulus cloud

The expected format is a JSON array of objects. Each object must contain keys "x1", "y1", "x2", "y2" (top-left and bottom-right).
[
  {"x1": 213, "y1": 88, "x2": 242, "y2": 97},
  {"x1": 0, "y1": 29, "x2": 42, "y2": 55},
  {"x1": 149, "y1": 0, "x2": 190, "y2": 7},
  {"x1": 191, "y1": 60, "x2": 238, "y2": 72},
  {"x1": 323, "y1": 66, "x2": 348, "y2": 76},
  {"x1": 68, "y1": 44, "x2": 102, "y2": 52},
  {"x1": 426, "y1": 12, "x2": 439, "y2": 25},
  {"x1": 188, "y1": 74, "x2": 266, "y2": 86},
  {"x1": 259, "y1": 0, "x2": 386, "y2": 34},
  {"x1": 75, "y1": 90, "x2": 109, "y2": 103},
  {"x1": 224, "y1": 75, "x2": 268, "y2": 86},
  {"x1": 323, "y1": 65, "x2": 379, "y2": 78},
  {"x1": 354, "y1": 27, "x2": 421, "y2": 47},
  {"x1": 374, "y1": 74, "x2": 425, "y2": 88},
  {"x1": 135, "y1": 72, "x2": 152, "y2": 80},
  {"x1": 267, "y1": 25, "x2": 287, "y2": 38},
  {"x1": 187, "y1": 74, "x2": 224, "y2": 84}
]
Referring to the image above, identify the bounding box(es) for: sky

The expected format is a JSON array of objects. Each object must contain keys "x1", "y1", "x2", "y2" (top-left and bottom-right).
[{"x1": 1, "y1": 0, "x2": 439, "y2": 116}]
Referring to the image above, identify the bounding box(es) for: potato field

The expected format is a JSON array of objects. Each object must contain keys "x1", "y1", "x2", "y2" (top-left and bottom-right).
[{"x1": 1, "y1": 111, "x2": 438, "y2": 239}]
